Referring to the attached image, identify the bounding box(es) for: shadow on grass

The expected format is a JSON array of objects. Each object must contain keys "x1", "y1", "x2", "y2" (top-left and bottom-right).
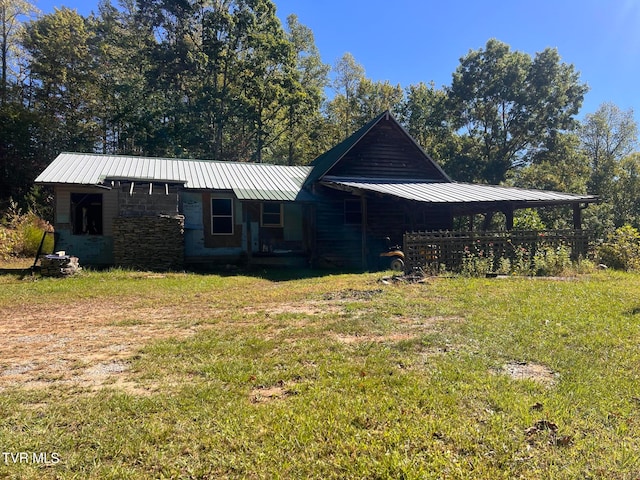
[
  {"x1": 186, "y1": 264, "x2": 366, "y2": 282},
  {"x1": 0, "y1": 266, "x2": 36, "y2": 279}
]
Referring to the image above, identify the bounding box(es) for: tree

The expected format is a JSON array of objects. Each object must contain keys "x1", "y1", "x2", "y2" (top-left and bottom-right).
[
  {"x1": 511, "y1": 132, "x2": 590, "y2": 229},
  {"x1": 0, "y1": 0, "x2": 37, "y2": 104},
  {"x1": 328, "y1": 52, "x2": 365, "y2": 139},
  {"x1": 580, "y1": 102, "x2": 638, "y2": 196},
  {"x1": 277, "y1": 13, "x2": 329, "y2": 165},
  {"x1": 612, "y1": 153, "x2": 640, "y2": 228},
  {"x1": 22, "y1": 7, "x2": 100, "y2": 152},
  {"x1": 352, "y1": 78, "x2": 404, "y2": 126},
  {"x1": 448, "y1": 39, "x2": 587, "y2": 184},
  {"x1": 400, "y1": 81, "x2": 455, "y2": 165}
]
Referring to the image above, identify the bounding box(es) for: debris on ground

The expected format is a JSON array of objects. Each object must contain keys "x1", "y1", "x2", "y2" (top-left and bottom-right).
[{"x1": 379, "y1": 269, "x2": 430, "y2": 285}]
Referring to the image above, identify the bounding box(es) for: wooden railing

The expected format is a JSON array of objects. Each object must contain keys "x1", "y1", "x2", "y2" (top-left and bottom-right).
[{"x1": 403, "y1": 230, "x2": 593, "y2": 273}]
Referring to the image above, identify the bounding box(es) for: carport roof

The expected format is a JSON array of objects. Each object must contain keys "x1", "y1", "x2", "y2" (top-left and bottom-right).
[{"x1": 320, "y1": 176, "x2": 598, "y2": 207}]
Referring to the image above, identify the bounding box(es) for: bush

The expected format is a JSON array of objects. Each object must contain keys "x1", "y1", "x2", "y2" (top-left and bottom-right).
[
  {"x1": 597, "y1": 225, "x2": 640, "y2": 271},
  {"x1": 0, "y1": 200, "x2": 54, "y2": 260}
]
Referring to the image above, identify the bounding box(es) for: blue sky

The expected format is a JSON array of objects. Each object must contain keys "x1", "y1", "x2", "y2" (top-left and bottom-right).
[{"x1": 35, "y1": 0, "x2": 640, "y2": 123}]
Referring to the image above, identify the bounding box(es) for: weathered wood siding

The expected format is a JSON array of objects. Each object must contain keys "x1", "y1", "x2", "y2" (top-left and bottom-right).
[
  {"x1": 325, "y1": 118, "x2": 447, "y2": 181},
  {"x1": 313, "y1": 188, "x2": 363, "y2": 268},
  {"x1": 313, "y1": 185, "x2": 455, "y2": 269}
]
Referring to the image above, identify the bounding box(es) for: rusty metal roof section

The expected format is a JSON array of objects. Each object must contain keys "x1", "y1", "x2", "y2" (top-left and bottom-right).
[
  {"x1": 320, "y1": 176, "x2": 598, "y2": 206},
  {"x1": 35, "y1": 153, "x2": 314, "y2": 202}
]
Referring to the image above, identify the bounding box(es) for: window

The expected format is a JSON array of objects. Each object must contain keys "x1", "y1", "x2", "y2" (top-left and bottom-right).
[
  {"x1": 261, "y1": 202, "x2": 283, "y2": 227},
  {"x1": 71, "y1": 193, "x2": 103, "y2": 235},
  {"x1": 344, "y1": 199, "x2": 362, "y2": 225},
  {"x1": 211, "y1": 198, "x2": 234, "y2": 235}
]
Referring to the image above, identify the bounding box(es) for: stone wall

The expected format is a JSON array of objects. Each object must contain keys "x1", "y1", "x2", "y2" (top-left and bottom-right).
[
  {"x1": 118, "y1": 186, "x2": 179, "y2": 217},
  {"x1": 112, "y1": 215, "x2": 185, "y2": 271}
]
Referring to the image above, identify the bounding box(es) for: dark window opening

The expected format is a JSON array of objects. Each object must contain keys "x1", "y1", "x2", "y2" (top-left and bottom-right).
[
  {"x1": 261, "y1": 202, "x2": 283, "y2": 227},
  {"x1": 344, "y1": 199, "x2": 362, "y2": 225},
  {"x1": 212, "y1": 198, "x2": 234, "y2": 235},
  {"x1": 71, "y1": 193, "x2": 103, "y2": 235}
]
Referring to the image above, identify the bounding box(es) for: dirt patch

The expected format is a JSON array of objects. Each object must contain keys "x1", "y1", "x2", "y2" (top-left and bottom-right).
[
  {"x1": 0, "y1": 299, "x2": 212, "y2": 392},
  {"x1": 243, "y1": 301, "x2": 343, "y2": 316},
  {"x1": 250, "y1": 380, "x2": 298, "y2": 404},
  {"x1": 501, "y1": 362, "x2": 557, "y2": 386},
  {"x1": 322, "y1": 289, "x2": 384, "y2": 301},
  {"x1": 335, "y1": 333, "x2": 416, "y2": 344}
]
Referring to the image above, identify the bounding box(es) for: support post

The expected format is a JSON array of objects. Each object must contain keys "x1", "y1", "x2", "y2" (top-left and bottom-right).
[
  {"x1": 482, "y1": 212, "x2": 494, "y2": 231},
  {"x1": 573, "y1": 203, "x2": 582, "y2": 230},
  {"x1": 505, "y1": 207, "x2": 514, "y2": 231},
  {"x1": 361, "y1": 195, "x2": 368, "y2": 271}
]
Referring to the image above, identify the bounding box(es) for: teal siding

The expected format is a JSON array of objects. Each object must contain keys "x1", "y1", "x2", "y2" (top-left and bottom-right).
[{"x1": 55, "y1": 229, "x2": 114, "y2": 266}]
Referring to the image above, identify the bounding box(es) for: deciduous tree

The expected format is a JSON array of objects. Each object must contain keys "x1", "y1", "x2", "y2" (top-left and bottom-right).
[{"x1": 448, "y1": 39, "x2": 587, "y2": 184}]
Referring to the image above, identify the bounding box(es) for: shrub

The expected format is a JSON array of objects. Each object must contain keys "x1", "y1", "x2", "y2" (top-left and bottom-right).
[
  {"x1": 597, "y1": 225, "x2": 640, "y2": 271},
  {"x1": 533, "y1": 242, "x2": 572, "y2": 276},
  {"x1": 0, "y1": 200, "x2": 54, "y2": 260}
]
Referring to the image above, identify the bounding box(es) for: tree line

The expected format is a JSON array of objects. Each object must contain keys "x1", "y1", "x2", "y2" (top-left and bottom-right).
[{"x1": 1, "y1": 0, "x2": 638, "y2": 234}]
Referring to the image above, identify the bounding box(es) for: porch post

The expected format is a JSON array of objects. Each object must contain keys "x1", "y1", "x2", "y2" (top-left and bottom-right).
[
  {"x1": 505, "y1": 206, "x2": 514, "y2": 231},
  {"x1": 361, "y1": 195, "x2": 368, "y2": 270},
  {"x1": 244, "y1": 205, "x2": 253, "y2": 265},
  {"x1": 572, "y1": 203, "x2": 582, "y2": 230}
]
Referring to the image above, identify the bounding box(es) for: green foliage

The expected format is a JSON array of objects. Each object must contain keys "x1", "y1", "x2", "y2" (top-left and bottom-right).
[
  {"x1": 448, "y1": 39, "x2": 588, "y2": 183},
  {"x1": 513, "y1": 209, "x2": 546, "y2": 231},
  {"x1": 459, "y1": 238, "x2": 589, "y2": 277},
  {"x1": 580, "y1": 102, "x2": 638, "y2": 197},
  {"x1": 597, "y1": 224, "x2": 640, "y2": 271},
  {"x1": 0, "y1": 200, "x2": 53, "y2": 259}
]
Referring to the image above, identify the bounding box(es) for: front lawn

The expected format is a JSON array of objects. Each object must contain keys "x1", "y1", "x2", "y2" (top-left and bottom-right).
[{"x1": 0, "y1": 268, "x2": 638, "y2": 478}]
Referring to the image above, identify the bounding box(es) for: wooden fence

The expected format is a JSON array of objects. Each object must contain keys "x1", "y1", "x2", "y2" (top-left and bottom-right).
[{"x1": 403, "y1": 230, "x2": 593, "y2": 273}]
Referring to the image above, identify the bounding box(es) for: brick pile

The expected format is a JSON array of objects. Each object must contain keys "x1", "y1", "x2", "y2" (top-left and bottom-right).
[
  {"x1": 112, "y1": 215, "x2": 184, "y2": 271},
  {"x1": 41, "y1": 254, "x2": 82, "y2": 277}
]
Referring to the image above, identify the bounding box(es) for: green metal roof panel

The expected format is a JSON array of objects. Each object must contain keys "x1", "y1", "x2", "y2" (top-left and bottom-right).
[{"x1": 35, "y1": 153, "x2": 314, "y2": 201}]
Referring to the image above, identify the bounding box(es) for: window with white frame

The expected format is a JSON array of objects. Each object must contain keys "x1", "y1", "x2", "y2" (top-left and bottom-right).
[
  {"x1": 261, "y1": 202, "x2": 283, "y2": 227},
  {"x1": 211, "y1": 198, "x2": 234, "y2": 235}
]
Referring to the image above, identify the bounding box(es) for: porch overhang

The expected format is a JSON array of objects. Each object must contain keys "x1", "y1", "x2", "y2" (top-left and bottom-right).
[{"x1": 319, "y1": 176, "x2": 598, "y2": 213}]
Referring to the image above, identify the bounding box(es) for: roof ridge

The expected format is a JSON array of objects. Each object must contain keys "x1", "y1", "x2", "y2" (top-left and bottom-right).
[{"x1": 58, "y1": 152, "x2": 309, "y2": 168}]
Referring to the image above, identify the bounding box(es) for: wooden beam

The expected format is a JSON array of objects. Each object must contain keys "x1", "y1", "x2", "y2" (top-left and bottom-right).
[{"x1": 573, "y1": 203, "x2": 582, "y2": 230}]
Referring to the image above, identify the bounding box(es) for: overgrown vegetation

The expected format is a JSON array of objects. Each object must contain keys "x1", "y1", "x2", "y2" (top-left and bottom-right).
[
  {"x1": 459, "y1": 240, "x2": 586, "y2": 277},
  {"x1": 597, "y1": 224, "x2": 640, "y2": 271},
  {"x1": 0, "y1": 269, "x2": 638, "y2": 478},
  {"x1": 0, "y1": 200, "x2": 53, "y2": 260}
]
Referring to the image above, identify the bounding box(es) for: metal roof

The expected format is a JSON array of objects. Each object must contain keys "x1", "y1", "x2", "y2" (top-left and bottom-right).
[
  {"x1": 35, "y1": 153, "x2": 314, "y2": 202},
  {"x1": 320, "y1": 177, "x2": 598, "y2": 206}
]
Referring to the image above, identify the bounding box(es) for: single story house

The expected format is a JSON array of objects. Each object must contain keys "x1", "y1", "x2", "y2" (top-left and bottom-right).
[{"x1": 35, "y1": 111, "x2": 598, "y2": 270}]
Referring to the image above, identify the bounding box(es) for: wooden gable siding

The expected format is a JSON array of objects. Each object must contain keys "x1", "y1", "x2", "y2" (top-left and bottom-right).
[{"x1": 325, "y1": 119, "x2": 446, "y2": 181}]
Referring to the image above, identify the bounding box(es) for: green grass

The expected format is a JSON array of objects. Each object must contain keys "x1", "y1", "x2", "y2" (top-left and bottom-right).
[{"x1": 0, "y1": 268, "x2": 639, "y2": 478}]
